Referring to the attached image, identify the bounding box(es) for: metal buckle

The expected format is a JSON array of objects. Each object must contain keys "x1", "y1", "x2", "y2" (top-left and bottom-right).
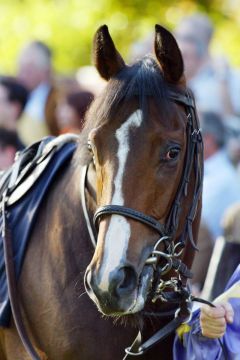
[
  {"x1": 145, "y1": 236, "x2": 170, "y2": 266},
  {"x1": 145, "y1": 236, "x2": 173, "y2": 274}
]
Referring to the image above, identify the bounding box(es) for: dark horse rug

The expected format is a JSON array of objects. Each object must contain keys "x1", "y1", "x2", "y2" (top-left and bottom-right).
[{"x1": 0, "y1": 135, "x2": 77, "y2": 327}]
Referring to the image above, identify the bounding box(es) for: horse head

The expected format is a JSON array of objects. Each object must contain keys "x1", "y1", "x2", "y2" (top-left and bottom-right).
[{"x1": 84, "y1": 25, "x2": 203, "y2": 317}]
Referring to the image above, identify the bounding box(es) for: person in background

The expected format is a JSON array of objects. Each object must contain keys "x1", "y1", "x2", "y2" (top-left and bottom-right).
[
  {"x1": 175, "y1": 13, "x2": 239, "y2": 119},
  {"x1": 190, "y1": 222, "x2": 214, "y2": 296},
  {"x1": 0, "y1": 76, "x2": 28, "y2": 150},
  {"x1": 17, "y1": 40, "x2": 59, "y2": 145},
  {"x1": 0, "y1": 128, "x2": 23, "y2": 170},
  {"x1": 200, "y1": 111, "x2": 240, "y2": 240},
  {"x1": 76, "y1": 66, "x2": 106, "y2": 96},
  {"x1": 56, "y1": 90, "x2": 94, "y2": 134}
]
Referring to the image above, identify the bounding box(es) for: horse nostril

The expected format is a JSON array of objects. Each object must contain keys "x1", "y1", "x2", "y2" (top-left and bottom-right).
[{"x1": 112, "y1": 266, "x2": 137, "y2": 296}]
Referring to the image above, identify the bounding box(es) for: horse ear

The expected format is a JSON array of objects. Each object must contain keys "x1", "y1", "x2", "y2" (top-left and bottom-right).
[
  {"x1": 93, "y1": 25, "x2": 126, "y2": 81},
  {"x1": 154, "y1": 24, "x2": 184, "y2": 84}
]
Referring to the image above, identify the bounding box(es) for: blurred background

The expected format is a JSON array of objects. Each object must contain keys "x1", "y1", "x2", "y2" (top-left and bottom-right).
[{"x1": 0, "y1": 0, "x2": 239, "y2": 73}]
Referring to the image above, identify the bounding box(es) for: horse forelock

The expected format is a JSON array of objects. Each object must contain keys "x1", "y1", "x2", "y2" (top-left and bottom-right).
[{"x1": 75, "y1": 55, "x2": 185, "y2": 166}]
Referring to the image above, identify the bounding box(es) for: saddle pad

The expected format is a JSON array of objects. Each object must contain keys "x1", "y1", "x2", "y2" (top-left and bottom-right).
[{"x1": 0, "y1": 141, "x2": 76, "y2": 327}]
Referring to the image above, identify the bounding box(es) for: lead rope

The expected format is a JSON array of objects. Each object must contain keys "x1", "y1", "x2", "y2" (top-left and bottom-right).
[
  {"x1": 2, "y1": 191, "x2": 41, "y2": 360},
  {"x1": 123, "y1": 315, "x2": 187, "y2": 359},
  {"x1": 123, "y1": 296, "x2": 228, "y2": 359}
]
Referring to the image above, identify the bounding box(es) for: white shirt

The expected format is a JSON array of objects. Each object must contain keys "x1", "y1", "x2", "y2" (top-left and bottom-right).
[
  {"x1": 189, "y1": 67, "x2": 225, "y2": 114},
  {"x1": 202, "y1": 149, "x2": 240, "y2": 239},
  {"x1": 24, "y1": 83, "x2": 51, "y2": 122}
]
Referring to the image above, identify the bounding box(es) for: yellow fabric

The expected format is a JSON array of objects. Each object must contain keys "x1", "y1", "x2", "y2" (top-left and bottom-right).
[{"x1": 176, "y1": 323, "x2": 191, "y2": 342}]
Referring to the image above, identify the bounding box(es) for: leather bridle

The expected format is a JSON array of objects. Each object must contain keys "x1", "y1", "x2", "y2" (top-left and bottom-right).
[
  {"x1": 87, "y1": 88, "x2": 203, "y2": 297},
  {"x1": 81, "y1": 88, "x2": 205, "y2": 357},
  {"x1": 94, "y1": 90, "x2": 203, "y2": 256}
]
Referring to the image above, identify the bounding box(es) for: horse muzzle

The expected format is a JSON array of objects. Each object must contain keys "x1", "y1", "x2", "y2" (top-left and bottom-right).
[{"x1": 84, "y1": 264, "x2": 153, "y2": 315}]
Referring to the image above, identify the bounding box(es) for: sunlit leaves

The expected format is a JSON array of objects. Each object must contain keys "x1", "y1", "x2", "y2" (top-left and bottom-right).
[{"x1": 0, "y1": 0, "x2": 239, "y2": 74}]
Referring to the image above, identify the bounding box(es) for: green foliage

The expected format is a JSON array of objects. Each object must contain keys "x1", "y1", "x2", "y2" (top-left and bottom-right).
[{"x1": 0, "y1": 0, "x2": 239, "y2": 74}]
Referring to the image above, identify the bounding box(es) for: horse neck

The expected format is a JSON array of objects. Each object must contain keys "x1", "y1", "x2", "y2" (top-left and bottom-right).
[
  {"x1": 62, "y1": 160, "x2": 96, "y2": 258},
  {"x1": 36, "y1": 160, "x2": 95, "y2": 275}
]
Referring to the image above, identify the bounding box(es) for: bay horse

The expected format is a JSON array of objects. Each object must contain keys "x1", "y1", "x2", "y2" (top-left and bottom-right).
[{"x1": 0, "y1": 24, "x2": 203, "y2": 360}]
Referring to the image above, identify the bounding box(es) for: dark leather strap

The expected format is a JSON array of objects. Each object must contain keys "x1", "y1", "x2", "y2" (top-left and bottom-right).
[
  {"x1": 168, "y1": 91, "x2": 195, "y2": 108},
  {"x1": 124, "y1": 315, "x2": 185, "y2": 358},
  {"x1": 139, "y1": 316, "x2": 185, "y2": 352},
  {"x1": 125, "y1": 296, "x2": 228, "y2": 360},
  {"x1": 2, "y1": 193, "x2": 41, "y2": 360},
  {"x1": 94, "y1": 205, "x2": 166, "y2": 235}
]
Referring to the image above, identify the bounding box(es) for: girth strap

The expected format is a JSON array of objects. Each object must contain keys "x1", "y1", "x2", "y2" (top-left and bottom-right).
[{"x1": 94, "y1": 205, "x2": 166, "y2": 235}]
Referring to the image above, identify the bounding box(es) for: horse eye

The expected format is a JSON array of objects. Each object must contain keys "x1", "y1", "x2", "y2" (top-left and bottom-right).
[{"x1": 165, "y1": 147, "x2": 180, "y2": 160}]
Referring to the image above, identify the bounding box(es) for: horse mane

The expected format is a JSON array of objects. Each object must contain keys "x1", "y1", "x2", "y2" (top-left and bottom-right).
[{"x1": 75, "y1": 55, "x2": 181, "y2": 166}]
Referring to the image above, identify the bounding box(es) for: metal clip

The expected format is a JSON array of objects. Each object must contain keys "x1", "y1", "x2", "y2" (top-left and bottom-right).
[
  {"x1": 124, "y1": 347, "x2": 144, "y2": 356},
  {"x1": 173, "y1": 242, "x2": 185, "y2": 257},
  {"x1": 145, "y1": 236, "x2": 170, "y2": 267},
  {"x1": 191, "y1": 128, "x2": 202, "y2": 143}
]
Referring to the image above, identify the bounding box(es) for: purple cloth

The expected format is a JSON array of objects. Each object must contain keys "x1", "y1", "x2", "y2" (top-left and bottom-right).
[{"x1": 173, "y1": 265, "x2": 240, "y2": 359}]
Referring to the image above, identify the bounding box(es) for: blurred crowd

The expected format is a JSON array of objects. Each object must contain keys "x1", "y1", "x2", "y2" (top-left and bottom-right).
[
  {"x1": 0, "y1": 40, "x2": 105, "y2": 171},
  {"x1": 1, "y1": 12, "x2": 240, "y2": 299}
]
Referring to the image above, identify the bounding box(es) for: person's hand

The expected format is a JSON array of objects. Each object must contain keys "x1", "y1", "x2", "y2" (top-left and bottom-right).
[{"x1": 200, "y1": 302, "x2": 234, "y2": 338}]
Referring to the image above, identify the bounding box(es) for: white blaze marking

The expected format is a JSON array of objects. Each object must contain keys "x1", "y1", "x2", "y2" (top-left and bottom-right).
[{"x1": 99, "y1": 109, "x2": 143, "y2": 291}]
